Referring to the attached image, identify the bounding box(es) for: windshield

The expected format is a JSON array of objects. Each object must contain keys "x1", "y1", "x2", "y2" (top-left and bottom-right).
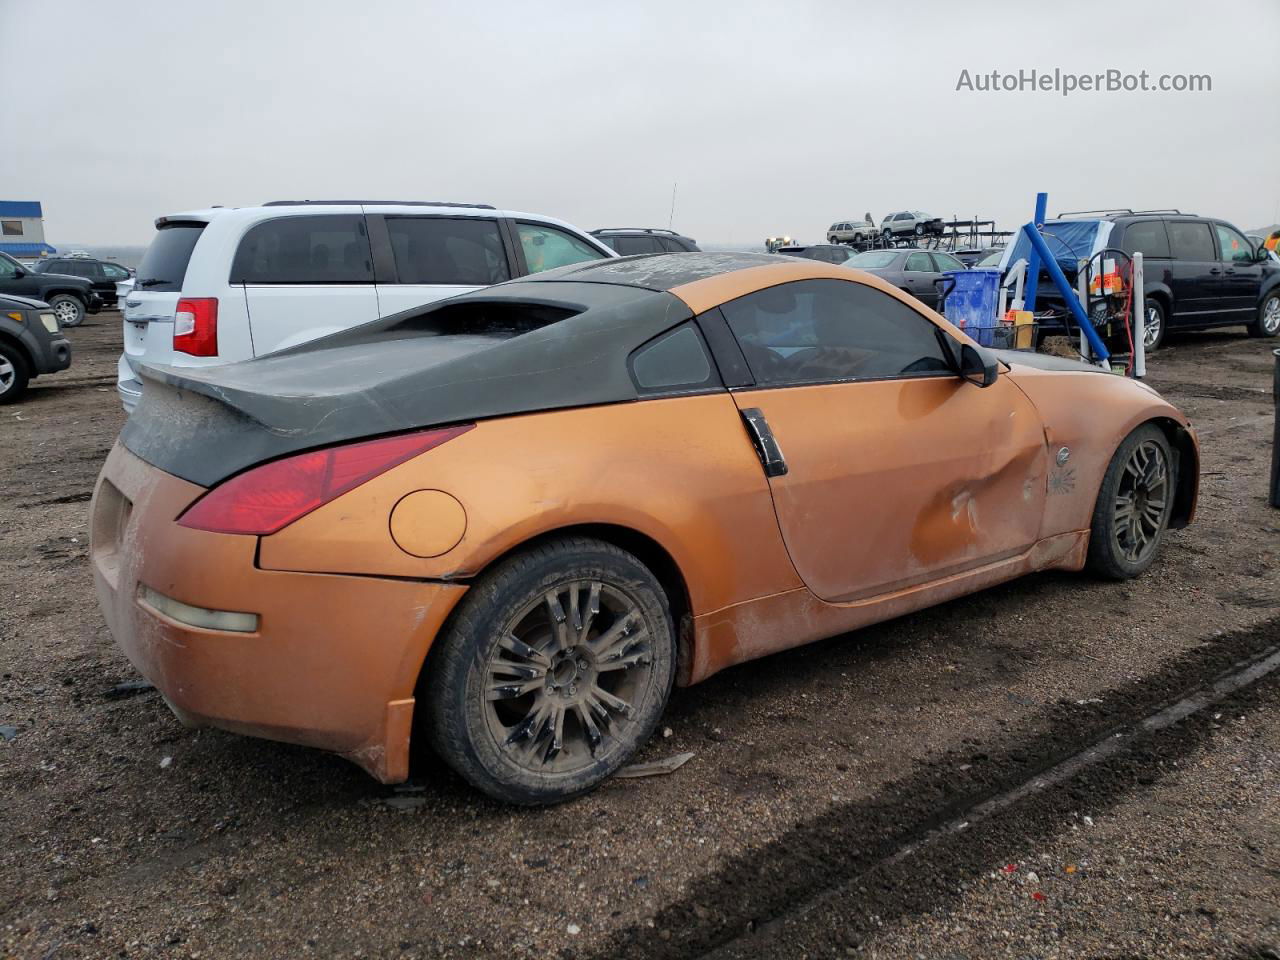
[
  {"x1": 849, "y1": 251, "x2": 899, "y2": 268},
  {"x1": 977, "y1": 249, "x2": 1005, "y2": 267},
  {"x1": 136, "y1": 222, "x2": 205, "y2": 292}
]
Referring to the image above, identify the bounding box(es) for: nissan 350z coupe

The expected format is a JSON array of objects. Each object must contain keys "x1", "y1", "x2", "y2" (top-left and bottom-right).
[{"x1": 90, "y1": 253, "x2": 1199, "y2": 805}]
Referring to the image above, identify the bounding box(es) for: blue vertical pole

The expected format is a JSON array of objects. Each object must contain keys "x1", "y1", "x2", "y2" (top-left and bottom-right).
[
  {"x1": 1023, "y1": 192, "x2": 1048, "y2": 312},
  {"x1": 1021, "y1": 223, "x2": 1109, "y2": 362}
]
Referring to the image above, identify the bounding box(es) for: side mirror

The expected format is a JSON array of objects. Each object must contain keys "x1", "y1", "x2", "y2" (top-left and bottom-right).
[
  {"x1": 959, "y1": 342, "x2": 998, "y2": 387},
  {"x1": 12, "y1": 267, "x2": 25, "y2": 278}
]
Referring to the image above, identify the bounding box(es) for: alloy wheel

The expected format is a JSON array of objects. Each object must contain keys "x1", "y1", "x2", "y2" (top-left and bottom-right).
[
  {"x1": 53, "y1": 300, "x2": 79, "y2": 325},
  {"x1": 1112, "y1": 439, "x2": 1170, "y2": 564},
  {"x1": 1263, "y1": 296, "x2": 1280, "y2": 334},
  {"x1": 0, "y1": 356, "x2": 14, "y2": 394},
  {"x1": 1143, "y1": 304, "x2": 1162, "y2": 347},
  {"x1": 482, "y1": 580, "x2": 655, "y2": 775}
]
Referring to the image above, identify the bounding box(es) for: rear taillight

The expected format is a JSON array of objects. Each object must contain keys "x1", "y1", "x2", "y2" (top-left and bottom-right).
[
  {"x1": 173, "y1": 297, "x2": 218, "y2": 356},
  {"x1": 177, "y1": 425, "x2": 474, "y2": 536}
]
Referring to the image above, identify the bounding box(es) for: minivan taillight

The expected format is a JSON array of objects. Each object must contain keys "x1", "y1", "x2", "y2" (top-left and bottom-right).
[
  {"x1": 177, "y1": 425, "x2": 475, "y2": 536},
  {"x1": 173, "y1": 297, "x2": 218, "y2": 356}
]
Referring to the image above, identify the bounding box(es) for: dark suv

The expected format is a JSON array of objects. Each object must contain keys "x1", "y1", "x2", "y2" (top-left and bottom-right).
[
  {"x1": 0, "y1": 293, "x2": 73, "y2": 403},
  {"x1": 1003, "y1": 211, "x2": 1280, "y2": 349},
  {"x1": 0, "y1": 252, "x2": 102, "y2": 327},
  {"x1": 590, "y1": 228, "x2": 700, "y2": 254},
  {"x1": 32, "y1": 256, "x2": 132, "y2": 307}
]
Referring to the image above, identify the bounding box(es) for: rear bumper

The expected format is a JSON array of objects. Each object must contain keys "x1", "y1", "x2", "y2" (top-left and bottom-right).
[
  {"x1": 89, "y1": 442, "x2": 468, "y2": 782},
  {"x1": 117, "y1": 377, "x2": 142, "y2": 412}
]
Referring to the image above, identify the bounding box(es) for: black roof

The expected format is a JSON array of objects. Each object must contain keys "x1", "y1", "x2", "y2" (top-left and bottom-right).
[
  {"x1": 122, "y1": 279, "x2": 696, "y2": 487},
  {"x1": 510, "y1": 251, "x2": 785, "y2": 291}
]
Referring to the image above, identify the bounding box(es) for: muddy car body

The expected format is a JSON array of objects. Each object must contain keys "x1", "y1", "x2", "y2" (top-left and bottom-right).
[{"x1": 91, "y1": 253, "x2": 1198, "y2": 804}]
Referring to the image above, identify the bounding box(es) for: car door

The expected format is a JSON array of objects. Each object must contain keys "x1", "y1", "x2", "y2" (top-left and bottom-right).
[
  {"x1": 232, "y1": 213, "x2": 380, "y2": 354},
  {"x1": 370, "y1": 214, "x2": 514, "y2": 316},
  {"x1": 1164, "y1": 219, "x2": 1220, "y2": 323},
  {"x1": 710, "y1": 278, "x2": 1048, "y2": 603},
  {"x1": 512, "y1": 221, "x2": 612, "y2": 274},
  {"x1": 902, "y1": 251, "x2": 938, "y2": 306},
  {"x1": 1212, "y1": 221, "x2": 1261, "y2": 318}
]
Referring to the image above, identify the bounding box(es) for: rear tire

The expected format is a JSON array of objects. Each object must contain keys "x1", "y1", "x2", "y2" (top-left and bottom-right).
[
  {"x1": 1086, "y1": 424, "x2": 1175, "y2": 579},
  {"x1": 914, "y1": 224, "x2": 925, "y2": 237},
  {"x1": 48, "y1": 294, "x2": 84, "y2": 328},
  {"x1": 0, "y1": 343, "x2": 30, "y2": 404},
  {"x1": 422, "y1": 537, "x2": 676, "y2": 805},
  {"x1": 1141, "y1": 299, "x2": 1167, "y2": 351},
  {"x1": 1247, "y1": 291, "x2": 1280, "y2": 339}
]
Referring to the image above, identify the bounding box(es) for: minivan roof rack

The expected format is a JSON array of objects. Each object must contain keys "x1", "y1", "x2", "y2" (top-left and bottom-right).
[
  {"x1": 262, "y1": 200, "x2": 496, "y2": 209},
  {"x1": 1056, "y1": 207, "x2": 1189, "y2": 218},
  {"x1": 590, "y1": 227, "x2": 682, "y2": 236}
]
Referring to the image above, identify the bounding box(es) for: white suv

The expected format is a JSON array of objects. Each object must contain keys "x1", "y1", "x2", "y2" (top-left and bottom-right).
[
  {"x1": 826, "y1": 218, "x2": 876, "y2": 244},
  {"x1": 117, "y1": 201, "x2": 616, "y2": 411}
]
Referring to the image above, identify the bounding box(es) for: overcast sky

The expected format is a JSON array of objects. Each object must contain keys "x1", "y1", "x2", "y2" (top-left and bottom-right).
[{"x1": 3, "y1": 0, "x2": 1278, "y2": 247}]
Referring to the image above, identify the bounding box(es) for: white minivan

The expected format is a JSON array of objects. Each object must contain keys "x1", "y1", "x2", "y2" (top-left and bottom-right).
[{"x1": 118, "y1": 201, "x2": 617, "y2": 411}]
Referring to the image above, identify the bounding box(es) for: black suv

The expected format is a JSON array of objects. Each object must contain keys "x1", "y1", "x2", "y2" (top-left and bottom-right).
[
  {"x1": 1006, "y1": 211, "x2": 1280, "y2": 349},
  {"x1": 0, "y1": 293, "x2": 73, "y2": 403},
  {"x1": 0, "y1": 252, "x2": 102, "y2": 327},
  {"x1": 32, "y1": 256, "x2": 132, "y2": 307},
  {"x1": 591, "y1": 228, "x2": 700, "y2": 254}
]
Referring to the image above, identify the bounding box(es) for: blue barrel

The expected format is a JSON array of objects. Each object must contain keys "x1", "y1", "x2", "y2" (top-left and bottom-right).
[{"x1": 942, "y1": 268, "x2": 1002, "y2": 346}]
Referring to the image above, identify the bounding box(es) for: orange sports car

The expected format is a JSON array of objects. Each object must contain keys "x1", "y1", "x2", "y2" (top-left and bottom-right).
[{"x1": 91, "y1": 253, "x2": 1198, "y2": 805}]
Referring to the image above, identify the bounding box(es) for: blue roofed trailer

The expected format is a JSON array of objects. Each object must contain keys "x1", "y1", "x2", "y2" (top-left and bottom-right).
[{"x1": 0, "y1": 201, "x2": 57, "y2": 261}]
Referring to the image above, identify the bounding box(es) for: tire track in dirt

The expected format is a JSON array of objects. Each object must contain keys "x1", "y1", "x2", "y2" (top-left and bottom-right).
[{"x1": 591, "y1": 616, "x2": 1280, "y2": 959}]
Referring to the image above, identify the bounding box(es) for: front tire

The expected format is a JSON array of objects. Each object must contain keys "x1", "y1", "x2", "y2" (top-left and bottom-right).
[
  {"x1": 1247, "y1": 291, "x2": 1280, "y2": 339},
  {"x1": 48, "y1": 294, "x2": 85, "y2": 327},
  {"x1": 0, "y1": 343, "x2": 30, "y2": 404},
  {"x1": 423, "y1": 537, "x2": 676, "y2": 805},
  {"x1": 914, "y1": 224, "x2": 925, "y2": 237},
  {"x1": 1086, "y1": 424, "x2": 1175, "y2": 579}
]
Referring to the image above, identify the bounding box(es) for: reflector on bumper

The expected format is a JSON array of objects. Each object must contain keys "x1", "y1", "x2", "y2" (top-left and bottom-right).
[{"x1": 139, "y1": 585, "x2": 259, "y2": 633}]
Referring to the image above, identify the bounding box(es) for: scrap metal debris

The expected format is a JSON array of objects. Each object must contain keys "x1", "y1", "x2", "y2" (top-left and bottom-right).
[
  {"x1": 103, "y1": 680, "x2": 156, "y2": 700},
  {"x1": 615, "y1": 751, "x2": 695, "y2": 779}
]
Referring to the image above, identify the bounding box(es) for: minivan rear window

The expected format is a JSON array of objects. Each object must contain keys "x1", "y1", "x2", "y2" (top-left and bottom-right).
[
  {"x1": 230, "y1": 215, "x2": 374, "y2": 284},
  {"x1": 136, "y1": 222, "x2": 205, "y2": 292}
]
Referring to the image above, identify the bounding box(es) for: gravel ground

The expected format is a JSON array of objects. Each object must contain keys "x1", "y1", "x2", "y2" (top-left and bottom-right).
[{"x1": 1, "y1": 314, "x2": 1278, "y2": 959}]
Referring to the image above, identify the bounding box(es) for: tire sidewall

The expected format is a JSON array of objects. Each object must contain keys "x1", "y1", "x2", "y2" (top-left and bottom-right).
[{"x1": 425, "y1": 540, "x2": 675, "y2": 805}]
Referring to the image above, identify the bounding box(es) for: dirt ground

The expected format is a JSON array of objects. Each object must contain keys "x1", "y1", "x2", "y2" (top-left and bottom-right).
[{"x1": 2, "y1": 314, "x2": 1278, "y2": 960}]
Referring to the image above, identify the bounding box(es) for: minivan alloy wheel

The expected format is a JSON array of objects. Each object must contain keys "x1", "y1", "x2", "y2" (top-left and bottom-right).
[
  {"x1": 1143, "y1": 304, "x2": 1163, "y2": 347},
  {"x1": 1263, "y1": 295, "x2": 1280, "y2": 334},
  {"x1": 483, "y1": 580, "x2": 655, "y2": 775}
]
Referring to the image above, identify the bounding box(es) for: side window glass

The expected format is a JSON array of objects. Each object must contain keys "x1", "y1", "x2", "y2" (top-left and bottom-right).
[
  {"x1": 629, "y1": 324, "x2": 717, "y2": 394},
  {"x1": 0, "y1": 256, "x2": 17, "y2": 279},
  {"x1": 1120, "y1": 221, "x2": 1170, "y2": 259},
  {"x1": 720, "y1": 279, "x2": 951, "y2": 386},
  {"x1": 103, "y1": 264, "x2": 130, "y2": 280},
  {"x1": 517, "y1": 223, "x2": 606, "y2": 274},
  {"x1": 905, "y1": 252, "x2": 931, "y2": 272},
  {"x1": 1167, "y1": 221, "x2": 1216, "y2": 262},
  {"x1": 230, "y1": 215, "x2": 374, "y2": 284},
  {"x1": 1214, "y1": 224, "x2": 1252, "y2": 263},
  {"x1": 932, "y1": 253, "x2": 964, "y2": 272},
  {"x1": 385, "y1": 217, "x2": 509, "y2": 285}
]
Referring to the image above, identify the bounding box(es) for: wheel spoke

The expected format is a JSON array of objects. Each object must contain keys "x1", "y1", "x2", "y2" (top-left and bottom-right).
[
  {"x1": 596, "y1": 649, "x2": 652, "y2": 673},
  {"x1": 575, "y1": 703, "x2": 604, "y2": 755},
  {"x1": 589, "y1": 685, "x2": 634, "y2": 719},
  {"x1": 487, "y1": 678, "x2": 543, "y2": 701},
  {"x1": 499, "y1": 634, "x2": 550, "y2": 668},
  {"x1": 543, "y1": 706, "x2": 566, "y2": 763},
  {"x1": 544, "y1": 592, "x2": 570, "y2": 652},
  {"x1": 589, "y1": 611, "x2": 638, "y2": 656},
  {"x1": 577, "y1": 582, "x2": 601, "y2": 645}
]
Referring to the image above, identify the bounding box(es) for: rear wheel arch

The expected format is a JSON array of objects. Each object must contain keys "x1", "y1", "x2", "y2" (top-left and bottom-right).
[{"x1": 415, "y1": 523, "x2": 694, "y2": 702}]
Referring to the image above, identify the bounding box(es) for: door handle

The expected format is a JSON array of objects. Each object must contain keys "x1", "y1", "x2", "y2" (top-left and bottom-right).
[
  {"x1": 1209, "y1": 268, "x2": 1221, "y2": 275},
  {"x1": 740, "y1": 407, "x2": 788, "y2": 477},
  {"x1": 1224, "y1": 268, "x2": 1236, "y2": 275}
]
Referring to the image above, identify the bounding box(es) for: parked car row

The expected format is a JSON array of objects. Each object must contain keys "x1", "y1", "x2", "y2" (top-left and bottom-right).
[
  {"x1": 0, "y1": 292, "x2": 72, "y2": 403},
  {"x1": 0, "y1": 251, "x2": 102, "y2": 327}
]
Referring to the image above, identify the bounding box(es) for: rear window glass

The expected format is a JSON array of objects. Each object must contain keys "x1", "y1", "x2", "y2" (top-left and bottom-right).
[
  {"x1": 386, "y1": 216, "x2": 510, "y2": 286},
  {"x1": 1121, "y1": 221, "x2": 1171, "y2": 259},
  {"x1": 629, "y1": 324, "x2": 717, "y2": 393},
  {"x1": 613, "y1": 235, "x2": 664, "y2": 255},
  {"x1": 230, "y1": 215, "x2": 373, "y2": 284},
  {"x1": 136, "y1": 224, "x2": 205, "y2": 292}
]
